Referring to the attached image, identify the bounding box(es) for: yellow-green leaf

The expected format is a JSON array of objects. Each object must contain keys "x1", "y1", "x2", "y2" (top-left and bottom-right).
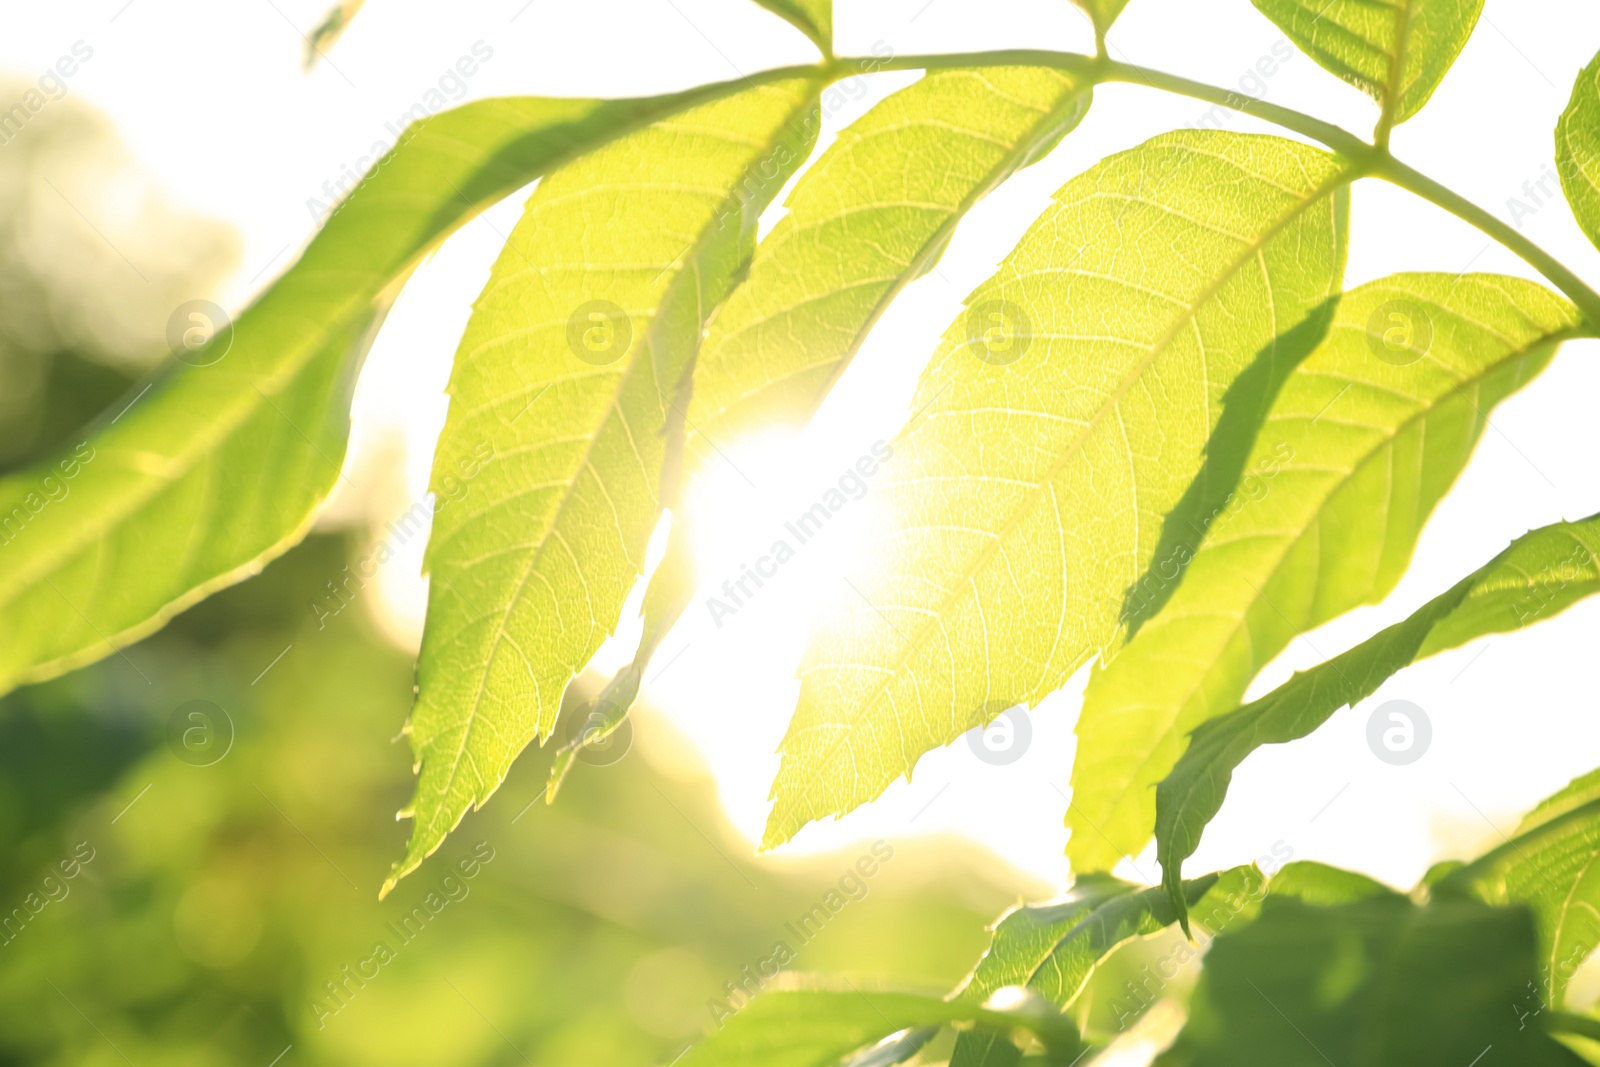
[
  {"x1": 750, "y1": 0, "x2": 832, "y2": 53},
  {"x1": 764, "y1": 130, "x2": 1353, "y2": 847},
  {"x1": 1252, "y1": 0, "x2": 1484, "y2": 128},
  {"x1": 574, "y1": 67, "x2": 1093, "y2": 785},
  {"x1": 1439, "y1": 765, "x2": 1600, "y2": 1008},
  {"x1": 690, "y1": 65, "x2": 1092, "y2": 453},
  {"x1": 389, "y1": 81, "x2": 822, "y2": 893},
  {"x1": 1155, "y1": 513, "x2": 1600, "y2": 929},
  {"x1": 0, "y1": 87, "x2": 774, "y2": 703},
  {"x1": 1557, "y1": 46, "x2": 1600, "y2": 255},
  {"x1": 1071, "y1": 273, "x2": 1579, "y2": 873},
  {"x1": 1070, "y1": 0, "x2": 1134, "y2": 37}
]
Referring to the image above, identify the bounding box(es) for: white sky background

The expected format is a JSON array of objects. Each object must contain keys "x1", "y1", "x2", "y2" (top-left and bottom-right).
[{"x1": 7, "y1": 0, "x2": 1600, "y2": 893}]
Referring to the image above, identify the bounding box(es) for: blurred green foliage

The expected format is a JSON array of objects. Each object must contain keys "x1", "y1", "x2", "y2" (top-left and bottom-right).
[
  {"x1": 0, "y1": 86, "x2": 1034, "y2": 1067},
  {"x1": 0, "y1": 517, "x2": 1031, "y2": 1067}
]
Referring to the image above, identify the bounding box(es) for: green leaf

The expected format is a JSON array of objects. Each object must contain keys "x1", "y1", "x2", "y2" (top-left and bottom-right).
[
  {"x1": 388, "y1": 81, "x2": 823, "y2": 893},
  {"x1": 585, "y1": 67, "x2": 1093, "y2": 781},
  {"x1": 950, "y1": 860, "x2": 1391, "y2": 1064},
  {"x1": 750, "y1": 0, "x2": 832, "y2": 54},
  {"x1": 1070, "y1": 273, "x2": 1579, "y2": 873},
  {"x1": 0, "y1": 83, "x2": 789, "y2": 703},
  {"x1": 690, "y1": 66, "x2": 1092, "y2": 450},
  {"x1": 1437, "y1": 770, "x2": 1600, "y2": 1008},
  {"x1": 1155, "y1": 514, "x2": 1600, "y2": 927},
  {"x1": 764, "y1": 129, "x2": 1353, "y2": 848},
  {"x1": 1557, "y1": 47, "x2": 1600, "y2": 256},
  {"x1": 953, "y1": 874, "x2": 1145, "y2": 1010},
  {"x1": 682, "y1": 985, "x2": 1080, "y2": 1067},
  {"x1": 1070, "y1": 0, "x2": 1133, "y2": 37},
  {"x1": 1160, "y1": 896, "x2": 1586, "y2": 1066},
  {"x1": 1005, "y1": 874, "x2": 1233, "y2": 1004},
  {"x1": 1518, "y1": 767, "x2": 1600, "y2": 836},
  {"x1": 1251, "y1": 0, "x2": 1484, "y2": 129},
  {"x1": 1266, "y1": 860, "x2": 1396, "y2": 906}
]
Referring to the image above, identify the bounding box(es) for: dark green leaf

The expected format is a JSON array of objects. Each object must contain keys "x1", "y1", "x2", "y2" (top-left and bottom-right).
[
  {"x1": 1161, "y1": 896, "x2": 1585, "y2": 1066},
  {"x1": 1073, "y1": 273, "x2": 1579, "y2": 873},
  {"x1": 1556, "y1": 47, "x2": 1600, "y2": 261}
]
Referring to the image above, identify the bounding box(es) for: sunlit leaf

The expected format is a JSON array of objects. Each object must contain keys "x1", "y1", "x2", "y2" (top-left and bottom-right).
[
  {"x1": 750, "y1": 0, "x2": 832, "y2": 53},
  {"x1": 1070, "y1": 273, "x2": 1580, "y2": 873},
  {"x1": 1557, "y1": 47, "x2": 1600, "y2": 256},
  {"x1": 1252, "y1": 0, "x2": 1484, "y2": 127},
  {"x1": 1267, "y1": 859, "x2": 1396, "y2": 905},
  {"x1": 690, "y1": 66, "x2": 1091, "y2": 450},
  {"x1": 389, "y1": 81, "x2": 823, "y2": 893},
  {"x1": 0, "y1": 84, "x2": 785, "y2": 703},
  {"x1": 1160, "y1": 896, "x2": 1585, "y2": 1065},
  {"x1": 584, "y1": 67, "x2": 1094, "y2": 778},
  {"x1": 1070, "y1": 0, "x2": 1134, "y2": 37},
  {"x1": 766, "y1": 130, "x2": 1353, "y2": 848},
  {"x1": 1155, "y1": 513, "x2": 1600, "y2": 927},
  {"x1": 1438, "y1": 766, "x2": 1600, "y2": 1008}
]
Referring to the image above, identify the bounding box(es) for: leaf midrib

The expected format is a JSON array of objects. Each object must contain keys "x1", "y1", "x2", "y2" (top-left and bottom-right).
[
  {"x1": 0, "y1": 95, "x2": 787, "y2": 616},
  {"x1": 795, "y1": 157, "x2": 1357, "y2": 763},
  {"x1": 1380, "y1": 0, "x2": 1419, "y2": 127},
  {"x1": 1111, "y1": 315, "x2": 1582, "y2": 842},
  {"x1": 435, "y1": 85, "x2": 821, "y2": 810}
]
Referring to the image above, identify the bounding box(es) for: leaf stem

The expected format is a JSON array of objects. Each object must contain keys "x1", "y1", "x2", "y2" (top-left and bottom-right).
[
  {"x1": 1369, "y1": 154, "x2": 1600, "y2": 325},
  {"x1": 851, "y1": 49, "x2": 1600, "y2": 326}
]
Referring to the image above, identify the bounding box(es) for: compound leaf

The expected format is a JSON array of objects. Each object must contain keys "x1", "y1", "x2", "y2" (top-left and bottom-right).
[
  {"x1": 1155, "y1": 513, "x2": 1600, "y2": 927},
  {"x1": 0, "y1": 85, "x2": 778, "y2": 704},
  {"x1": 765, "y1": 130, "x2": 1352, "y2": 848},
  {"x1": 1557, "y1": 46, "x2": 1600, "y2": 256},
  {"x1": 1070, "y1": 273, "x2": 1580, "y2": 873},
  {"x1": 575, "y1": 67, "x2": 1095, "y2": 782},
  {"x1": 389, "y1": 80, "x2": 822, "y2": 892},
  {"x1": 1070, "y1": 0, "x2": 1134, "y2": 37},
  {"x1": 690, "y1": 66, "x2": 1091, "y2": 451},
  {"x1": 1252, "y1": 0, "x2": 1484, "y2": 128}
]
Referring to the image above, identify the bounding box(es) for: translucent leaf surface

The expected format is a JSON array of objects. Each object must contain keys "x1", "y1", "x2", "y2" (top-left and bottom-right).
[
  {"x1": 750, "y1": 0, "x2": 832, "y2": 52},
  {"x1": 0, "y1": 86, "x2": 777, "y2": 702},
  {"x1": 1252, "y1": 0, "x2": 1484, "y2": 127},
  {"x1": 1439, "y1": 765, "x2": 1600, "y2": 1008},
  {"x1": 1070, "y1": 273, "x2": 1579, "y2": 872},
  {"x1": 679, "y1": 985, "x2": 1080, "y2": 1067},
  {"x1": 1070, "y1": 0, "x2": 1134, "y2": 36},
  {"x1": 690, "y1": 66, "x2": 1091, "y2": 450},
  {"x1": 766, "y1": 130, "x2": 1353, "y2": 847},
  {"x1": 1155, "y1": 513, "x2": 1600, "y2": 926},
  {"x1": 1557, "y1": 47, "x2": 1600, "y2": 255},
  {"x1": 390, "y1": 81, "x2": 822, "y2": 892}
]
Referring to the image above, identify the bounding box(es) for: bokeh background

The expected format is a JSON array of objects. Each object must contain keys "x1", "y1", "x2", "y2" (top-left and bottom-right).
[{"x1": 3, "y1": 0, "x2": 1600, "y2": 1063}]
